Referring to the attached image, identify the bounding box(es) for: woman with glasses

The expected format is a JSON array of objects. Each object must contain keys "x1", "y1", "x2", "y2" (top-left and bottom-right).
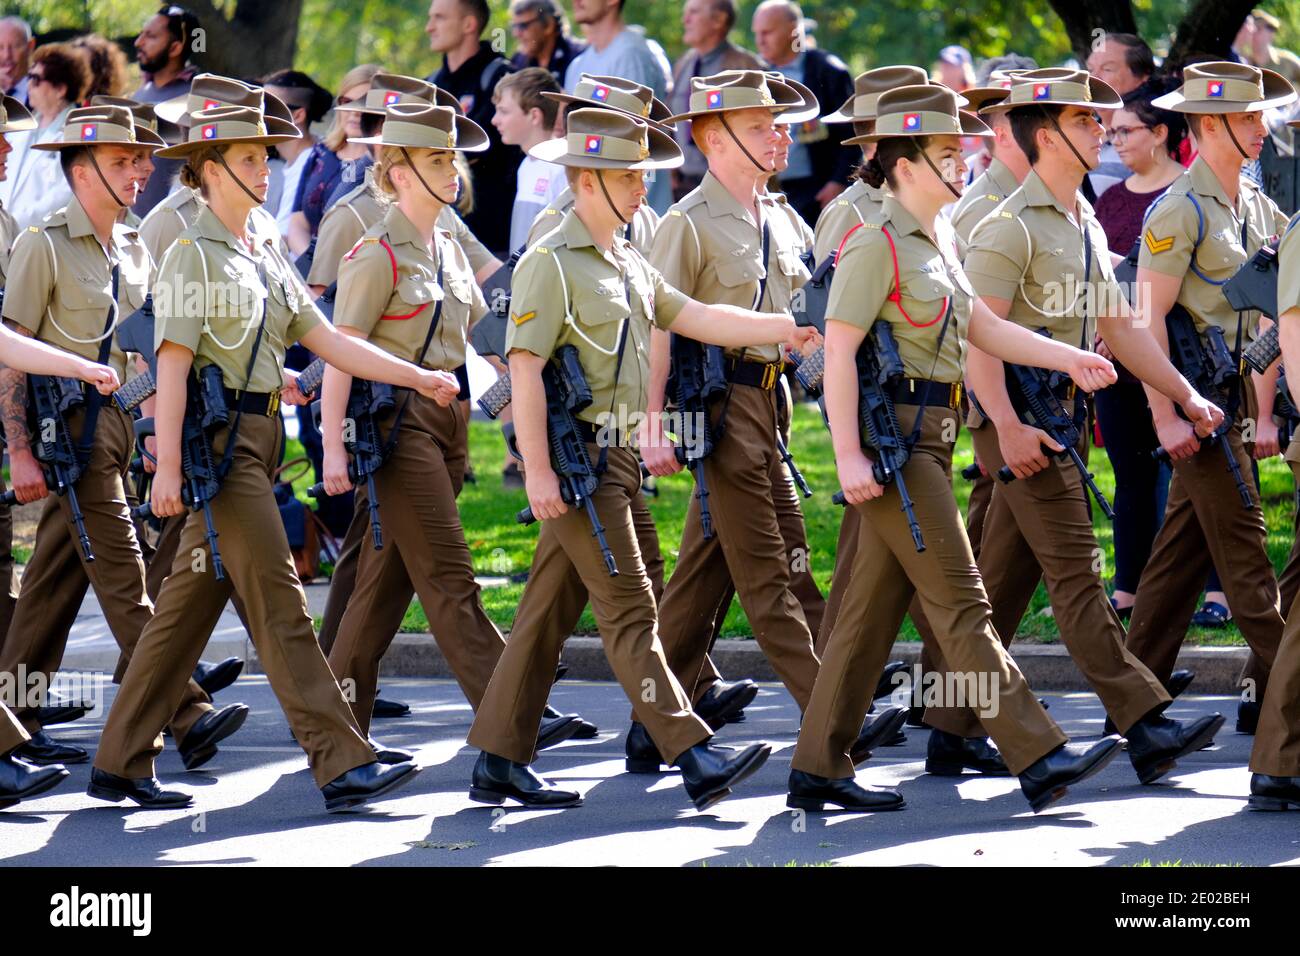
[
  {"x1": 0, "y1": 43, "x2": 90, "y2": 227},
  {"x1": 1093, "y1": 79, "x2": 1188, "y2": 624}
]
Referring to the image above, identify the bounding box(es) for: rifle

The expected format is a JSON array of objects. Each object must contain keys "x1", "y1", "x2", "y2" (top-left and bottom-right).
[
  {"x1": 990, "y1": 328, "x2": 1115, "y2": 520},
  {"x1": 1152, "y1": 308, "x2": 1255, "y2": 510},
  {"x1": 514, "y1": 344, "x2": 618, "y2": 576},
  {"x1": 1225, "y1": 242, "x2": 1280, "y2": 369},
  {"x1": 131, "y1": 364, "x2": 231, "y2": 579},
  {"x1": 1277, "y1": 368, "x2": 1300, "y2": 450},
  {"x1": 830, "y1": 320, "x2": 925, "y2": 552},
  {"x1": 666, "y1": 334, "x2": 728, "y2": 540},
  {"x1": 0, "y1": 375, "x2": 95, "y2": 562},
  {"x1": 307, "y1": 376, "x2": 396, "y2": 551}
]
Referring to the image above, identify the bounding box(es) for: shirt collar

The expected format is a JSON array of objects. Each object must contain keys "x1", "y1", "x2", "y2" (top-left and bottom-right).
[
  {"x1": 195, "y1": 205, "x2": 270, "y2": 259},
  {"x1": 64, "y1": 193, "x2": 97, "y2": 240},
  {"x1": 558, "y1": 209, "x2": 627, "y2": 268},
  {"x1": 701, "y1": 170, "x2": 760, "y2": 227},
  {"x1": 1189, "y1": 154, "x2": 1238, "y2": 213},
  {"x1": 882, "y1": 194, "x2": 926, "y2": 239},
  {"x1": 382, "y1": 203, "x2": 426, "y2": 250},
  {"x1": 986, "y1": 157, "x2": 1019, "y2": 197},
  {"x1": 1020, "y1": 169, "x2": 1078, "y2": 221}
]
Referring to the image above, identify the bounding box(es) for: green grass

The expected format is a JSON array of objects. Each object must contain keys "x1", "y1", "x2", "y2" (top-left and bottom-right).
[{"x1": 314, "y1": 403, "x2": 1292, "y2": 642}]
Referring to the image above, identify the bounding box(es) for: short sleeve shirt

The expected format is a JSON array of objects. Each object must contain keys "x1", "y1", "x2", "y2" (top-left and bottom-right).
[
  {"x1": 950, "y1": 157, "x2": 1020, "y2": 255},
  {"x1": 140, "y1": 187, "x2": 283, "y2": 269},
  {"x1": 334, "y1": 203, "x2": 487, "y2": 370},
  {"x1": 812, "y1": 178, "x2": 886, "y2": 264},
  {"x1": 825, "y1": 195, "x2": 971, "y2": 383},
  {"x1": 507, "y1": 209, "x2": 688, "y2": 426},
  {"x1": 306, "y1": 180, "x2": 384, "y2": 288},
  {"x1": 0, "y1": 200, "x2": 18, "y2": 288}
]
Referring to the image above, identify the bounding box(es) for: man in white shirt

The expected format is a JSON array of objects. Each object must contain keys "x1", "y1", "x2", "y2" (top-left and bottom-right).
[
  {"x1": 492, "y1": 67, "x2": 566, "y2": 252},
  {"x1": 262, "y1": 70, "x2": 331, "y2": 240}
]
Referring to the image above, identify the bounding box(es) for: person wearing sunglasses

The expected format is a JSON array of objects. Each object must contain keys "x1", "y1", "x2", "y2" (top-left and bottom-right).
[
  {"x1": 507, "y1": 0, "x2": 584, "y2": 86},
  {"x1": 130, "y1": 5, "x2": 202, "y2": 217}
]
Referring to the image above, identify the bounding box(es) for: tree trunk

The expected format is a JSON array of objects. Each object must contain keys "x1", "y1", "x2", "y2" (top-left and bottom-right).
[
  {"x1": 182, "y1": 0, "x2": 306, "y2": 80},
  {"x1": 1165, "y1": 0, "x2": 1257, "y2": 70},
  {"x1": 1046, "y1": 0, "x2": 1139, "y2": 64}
]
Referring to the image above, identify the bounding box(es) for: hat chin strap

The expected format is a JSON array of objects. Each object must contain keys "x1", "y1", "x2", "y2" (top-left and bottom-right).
[
  {"x1": 87, "y1": 151, "x2": 130, "y2": 208},
  {"x1": 918, "y1": 149, "x2": 961, "y2": 201},
  {"x1": 1219, "y1": 115, "x2": 1251, "y2": 160},
  {"x1": 213, "y1": 150, "x2": 265, "y2": 205},
  {"x1": 1043, "y1": 107, "x2": 1096, "y2": 177},
  {"x1": 400, "y1": 146, "x2": 459, "y2": 206},
  {"x1": 596, "y1": 169, "x2": 630, "y2": 226},
  {"x1": 719, "y1": 113, "x2": 772, "y2": 173}
]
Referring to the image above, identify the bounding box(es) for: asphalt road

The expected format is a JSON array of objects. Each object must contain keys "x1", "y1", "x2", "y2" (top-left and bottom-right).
[{"x1": 1, "y1": 677, "x2": 1294, "y2": 867}]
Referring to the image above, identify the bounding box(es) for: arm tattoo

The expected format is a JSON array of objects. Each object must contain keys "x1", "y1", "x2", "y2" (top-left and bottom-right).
[{"x1": 0, "y1": 321, "x2": 33, "y2": 453}]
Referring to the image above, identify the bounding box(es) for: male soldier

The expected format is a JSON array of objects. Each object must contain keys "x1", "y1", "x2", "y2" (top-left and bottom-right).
[
  {"x1": 465, "y1": 108, "x2": 816, "y2": 809},
  {"x1": 1123, "y1": 62, "x2": 1295, "y2": 725},
  {"x1": 0, "y1": 107, "x2": 244, "y2": 768},
  {"x1": 928, "y1": 69, "x2": 1225, "y2": 782}
]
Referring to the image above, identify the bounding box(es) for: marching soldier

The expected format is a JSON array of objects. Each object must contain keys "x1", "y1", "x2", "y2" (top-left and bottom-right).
[
  {"x1": 88, "y1": 102, "x2": 456, "y2": 811},
  {"x1": 465, "y1": 107, "x2": 816, "y2": 810},
  {"x1": 320, "y1": 102, "x2": 585, "y2": 753},
  {"x1": 1123, "y1": 62, "x2": 1294, "y2": 723},
  {"x1": 787, "y1": 85, "x2": 1124, "y2": 813},
  {"x1": 0, "y1": 106, "x2": 242, "y2": 769},
  {"x1": 927, "y1": 68, "x2": 1225, "y2": 781}
]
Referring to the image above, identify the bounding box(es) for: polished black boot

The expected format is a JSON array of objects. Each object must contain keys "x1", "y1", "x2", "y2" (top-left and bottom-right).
[
  {"x1": 925, "y1": 728, "x2": 1010, "y2": 776},
  {"x1": 543, "y1": 704, "x2": 598, "y2": 739},
  {"x1": 371, "y1": 694, "x2": 411, "y2": 719},
  {"x1": 321, "y1": 760, "x2": 420, "y2": 812},
  {"x1": 178, "y1": 704, "x2": 249, "y2": 770},
  {"x1": 1125, "y1": 712, "x2": 1224, "y2": 784},
  {"x1": 16, "y1": 730, "x2": 88, "y2": 766},
  {"x1": 535, "y1": 713, "x2": 581, "y2": 756},
  {"x1": 786, "y1": 769, "x2": 905, "y2": 812},
  {"x1": 1018, "y1": 736, "x2": 1123, "y2": 813},
  {"x1": 0, "y1": 752, "x2": 69, "y2": 809},
  {"x1": 1105, "y1": 669, "x2": 1197, "y2": 735},
  {"x1": 1237, "y1": 699, "x2": 1260, "y2": 735},
  {"x1": 694, "y1": 680, "x2": 758, "y2": 731},
  {"x1": 369, "y1": 737, "x2": 414, "y2": 765},
  {"x1": 469, "y1": 751, "x2": 581, "y2": 807},
  {"x1": 87, "y1": 768, "x2": 193, "y2": 809},
  {"x1": 36, "y1": 691, "x2": 91, "y2": 727},
  {"x1": 1248, "y1": 774, "x2": 1300, "y2": 810},
  {"x1": 624, "y1": 721, "x2": 667, "y2": 773},
  {"x1": 192, "y1": 657, "x2": 244, "y2": 697},
  {"x1": 872, "y1": 660, "x2": 910, "y2": 701},
  {"x1": 849, "y1": 706, "x2": 908, "y2": 766},
  {"x1": 674, "y1": 741, "x2": 771, "y2": 811}
]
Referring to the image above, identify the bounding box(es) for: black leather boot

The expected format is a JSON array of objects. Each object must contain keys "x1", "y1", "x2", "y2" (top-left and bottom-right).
[
  {"x1": 543, "y1": 704, "x2": 599, "y2": 739},
  {"x1": 17, "y1": 730, "x2": 88, "y2": 766},
  {"x1": 674, "y1": 741, "x2": 770, "y2": 811},
  {"x1": 469, "y1": 752, "x2": 581, "y2": 807},
  {"x1": 321, "y1": 760, "x2": 420, "y2": 812},
  {"x1": 786, "y1": 770, "x2": 905, "y2": 812},
  {"x1": 624, "y1": 721, "x2": 667, "y2": 774},
  {"x1": 1018, "y1": 737, "x2": 1123, "y2": 813},
  {"x1": 1248, "y1": 774, "x2": 1300, "y2": 810},
  {"x1": 925, "y1": 728, "x2": 1010, "y2": 776},
  {"x1": 872, "y1": 661, "x2": 910, "y2": 701},
  {"x1": 1237, "y1": 699, "x2": 1260, "y2": 735},
  {"x1": 178, "y1": 704, "x2": 249, "y2": 770},
  {"x1": 87, "y1": 768, "x2": 193, "y2": 809},
  {"x1": 849, "y1": 706, "x2": 908, "y2": 766},
  {"x1": 192, "y1": 657, "x2": 244, "y2": 697},
  {"x1": 694, "y1": 680, "x2": 758, "y2": 731},
  {"x1": 1125, "y1": 712, "x2": 1224, "y2": 784},
  {"x1": 0, "y1": 752, "x2": 68, "y2": 809},
  {"x1": 369, "y1": 737, "x2": 414, "y2": 765}
]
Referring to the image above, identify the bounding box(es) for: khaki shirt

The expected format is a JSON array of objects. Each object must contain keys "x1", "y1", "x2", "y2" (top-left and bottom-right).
[
  {"x1": 826, "y1": 195, "x2": 971, "y2": 384},
  {"x1": 139, "y1": 186, "x2": 283, "y2": 267},
  {"x1": 951, "y1": 156, "x2": 1019, "y2": 253},
  {"x1": 334, "y1": 204, "x2": 487, "y2": 370},
  {"x1": 0, "y1": 200, "x2": 17, "y2": 288},
  {"x1": 1, "y1": 195, "x2": 149, "y2": 379},
  {"x1": 964, "y1": 170, "x2": 1121, "y2": 347},
  {"x1": 1139, "y1": 156, "x2": 1288, "y2": 342},
  {"x1": 507, "y1": 209, "x2": 688, "y2": 428},
  {"x1": 772, "y1": 191, "x2": 813, "y2": 253},
  {"x1": 154, "y1": 205, "x2": 320, "y2": 392},
  {"x1": 308, "y1": 176, "x2": 494, "y2": 288},
  {"x1": 812, "y1": 178, "x2": 887, "y2": 264},
  {"x1": 527, "y1": 186, "x2": 661, "y2": 256},
  {"x1": 650, "y1": 171, "x2": 809, "y2": 364}
]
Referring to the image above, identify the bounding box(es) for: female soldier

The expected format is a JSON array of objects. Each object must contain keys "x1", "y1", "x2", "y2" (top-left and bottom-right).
[
  {"x1": 787, "y1": 85, "x2": 1145, "y2": 814},
  {"x1": 320, "y1": 102, "x2": 584, "y2": 753},
  {"x1": 89, "y1": 104, "x2": 463, "y2": 813}
]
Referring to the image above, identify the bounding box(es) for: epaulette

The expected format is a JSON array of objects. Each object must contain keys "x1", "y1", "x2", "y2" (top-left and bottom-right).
[
  {"x1": 542, "y1": 207, "x2": 558, "y2": 216},
  {"x1": 997, "y1": 211, "x2": 1015, "y2": 219},
  {"x1": 535, "y1": 246, "x2": 551, "y2": 254},
  {"x1": 984, "y1": 194, "x2": 1000, "y2": 202},
  {"x1": 177, "y1": 237, "x2": 192, "y2": 245}
]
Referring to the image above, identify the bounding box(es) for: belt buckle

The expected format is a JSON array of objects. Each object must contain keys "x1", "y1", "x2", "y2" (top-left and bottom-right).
[
  {"x1": 950, "y1": 382, "x2": 963, "y2": 409},
  {"x1": 761, "y1": 362, "x2": 779, "y2": 389},
  {"x1": 266, "y1": 388, "x2": 281, "y2": 418}
]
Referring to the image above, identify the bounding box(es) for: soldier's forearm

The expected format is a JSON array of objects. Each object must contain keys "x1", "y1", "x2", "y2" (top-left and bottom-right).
[{"x1": 0, "y1": 323, "x2": 33, "y2": 453}]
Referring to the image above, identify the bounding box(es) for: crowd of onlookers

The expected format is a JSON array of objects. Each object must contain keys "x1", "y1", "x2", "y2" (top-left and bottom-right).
[{"x1": 5, "y1": 3, "x2": 1300, "y2": 627}]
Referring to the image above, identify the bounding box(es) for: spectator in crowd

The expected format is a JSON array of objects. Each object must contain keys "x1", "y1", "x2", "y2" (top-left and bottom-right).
[
  {"x1": 288, "y1": 63, "x2": 378, "y2": 256},
  {"x1": 961, "y1": 53, "x2": 1036, "y2": 174},
  {"x1": 262, "y1": 69, "x2": 333, "y2": 240},
  {"x1": 564, "y1": 0, "x2": 674, "y2": 213},
  {"x1": 491, "y1": 67, "x2": 565, "y2": 252},
  {"x1": 1086, "y1": 31, "x2": 1154, "y2": 201},
  {"x1": 751, "y1": 0, "x2": 854, "y2": 224},
  {"x1": 70, "y1": 33, "x2": 131, "y2": 101},
  {"x1": 0, "y1": 16, "x2": 34, "y2": 103},
  {"x1": 0, "y1": 43, "x2": 89, "y2": 227},
  {"x1": 130, "y1": 5, "x2": 200, "y2": 217},
  {"x1": 1093, "y1": 77, "x2": 1188, "y2": 621},
  {"x1": 427, "y1": 0, "x2": 520, "y2": 255},
  {"x1": 509, "y1": 0, "x2": 585, "y2": 85},
  {"x1": 1246, "y1": 9, "x2": 1300, "y2": 86},
  {"x1": 935, "y1": 44, "x2": 975, "y2": 92},
  {"x1": 670, "y1": 0, "x2": 762, "y2": 200},
  {"x1": 1232, "y1": 13, "x2": 1257, "y2": 64}
]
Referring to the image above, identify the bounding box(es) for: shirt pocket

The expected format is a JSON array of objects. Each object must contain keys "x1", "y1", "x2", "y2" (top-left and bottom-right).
[
  {"x1": 714, "y1": 256, "x2": 761, "y2": 297},
  {"x1": 897, "y1": 271, "x2": 953, "y2": 327},
  {"x1": 1196, "y1": 226, "x2": 1246, "y2": 282},
  {"x1": 56, "y1": 277, "x2": 116, "y2": 338},
  {"x1": 570, "y1": 284, "x2": 631, "y2": 355},
  {"x1": 388, "y1": 274, "x2": 441, "y2": 318}
]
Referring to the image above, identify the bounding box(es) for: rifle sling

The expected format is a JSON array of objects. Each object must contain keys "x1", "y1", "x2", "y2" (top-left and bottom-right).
[
  {"x1": 74, "y1": 264, "x2": 121, "y2": 467},
  {"x1": 381, "y1": 258, "x2": 445, "y2": 459},
  {"x1": 216, "y1": 259, "x2": 272, "y2": 482}
]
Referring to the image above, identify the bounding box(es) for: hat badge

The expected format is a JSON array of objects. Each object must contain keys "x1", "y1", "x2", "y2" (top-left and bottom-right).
[
  {"x1": 592, "y1": 85, "x2": 610, "y2": 101},
  {"x1": 1033, "y1": 83, "x2": 1051, "y2": 100},
  {"x1": 203, "y1": 99, "x2": 219, "y2": 109},
  {"x1": 201, "y1": 124, "x2": 218, "y2": 140},
  {"x1": 584, "y1": 134, "x2": 603, "y2": 154},
  {"x1": 384, "y1": 91, "x2": 402, "y2": 105},
  {"x1": 1207, "y1": 79, "x2": 1224, "y2": 98},
  {"x1": 902, "y1": 112, "x2": 921, "y2": 131},
  {"x1": 705, "y1": 90, "x2": 723, "y2": 109},
  {"x1": 637, "y1": 137, "x2": 649, "y2": 161},
  {"x1": 80, "y1": 123, "x2": 98, "y2": 141}
]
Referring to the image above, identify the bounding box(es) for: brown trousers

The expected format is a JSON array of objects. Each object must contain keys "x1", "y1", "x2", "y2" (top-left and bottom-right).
[
  {"x1": 0, "y1": 405, "x2": 210, "y2": 739},
  {"x1": 94, "y1": 414, "x2": 375, "y2": 787},
  {"x1": 1236, "y1": 460, "x2": 1300, "y2": 703},
  {"x1": 0, "y1": 700, "x2": 28, "y2": 755},
  {"x1": 1251, "y1": 471, "x2": 1300, "y2": 774},
  {"x1": 656, "y1": 383, "x2": 820, "y2": 712},
  {"x1": 468, "y1": 443, "x2": 711, "y2": 765},
  {"x1": 926, "y1": 422, "x2": 1169, "y2": 737},
  {"x1": 791, "y1": 406, "x2": 1067, "y2": 779},
  {"x1": 328, "y1": 394, "x2": 505, "y2": 735}
]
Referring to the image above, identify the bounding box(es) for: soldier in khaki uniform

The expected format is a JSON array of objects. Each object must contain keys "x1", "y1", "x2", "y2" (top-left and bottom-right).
[
  {"x1": 1124, "y1": 63, "x2": 1294, "y2": 719},
  {"x1": 0, "y1": 107, "x2": 241, "y2": 771},
  {"x1": 787, "y1": 85, "x2": 1125, "y2": 813},
  {"x1": 89, "y1": 103, "x2": 464, "y2": 812},
  {"x1": 927, "y1": 69, "x2": 1225, "y2": 782},
  {"x1": 466, "y1": 108, "x2": 814, "y2": 810},
  {"x1": 320, "y1": 103, "x2": 584, "y2": 753}
]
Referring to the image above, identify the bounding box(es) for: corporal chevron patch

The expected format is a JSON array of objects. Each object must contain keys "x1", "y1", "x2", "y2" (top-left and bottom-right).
[{"x1": 1144, "y1": 230, "x2": 1175, "y2": 255}]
